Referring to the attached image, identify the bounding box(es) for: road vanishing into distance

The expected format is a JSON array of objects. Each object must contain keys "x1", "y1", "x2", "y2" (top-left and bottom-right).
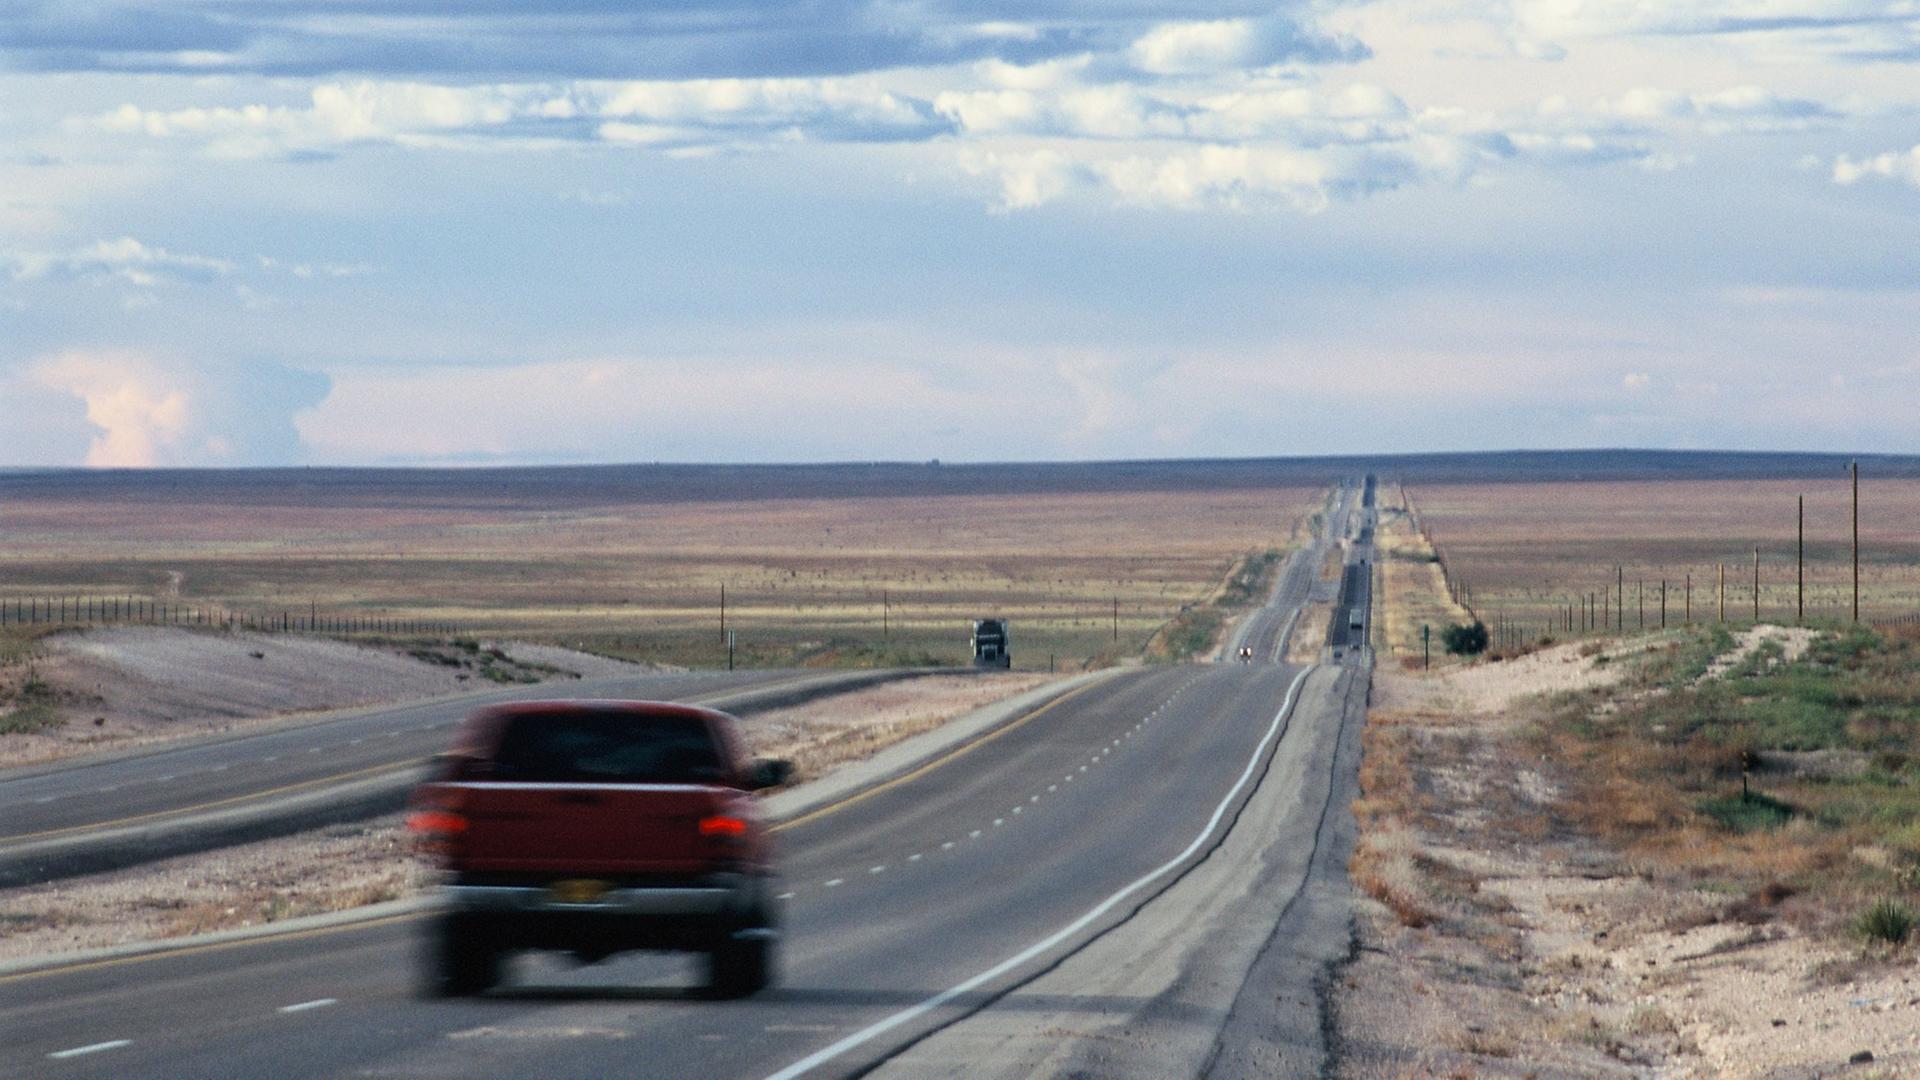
[{"x1": 3, "y1": 482, "x2": 1377, "y2": 1079}]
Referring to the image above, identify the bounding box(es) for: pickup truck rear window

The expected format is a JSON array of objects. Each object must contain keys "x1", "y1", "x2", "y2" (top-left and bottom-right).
[{"x1": 489, "y1": 712, "x2": 729, "y2": 784}]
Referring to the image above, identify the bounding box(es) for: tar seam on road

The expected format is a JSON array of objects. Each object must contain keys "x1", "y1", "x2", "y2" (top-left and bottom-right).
[
  {"x1": 1197, "y1": 663, "x2": 1368, "y2": 1079},
  {"x1": 761, "y1": 665, "x2": 1315, "y2": 1080}
]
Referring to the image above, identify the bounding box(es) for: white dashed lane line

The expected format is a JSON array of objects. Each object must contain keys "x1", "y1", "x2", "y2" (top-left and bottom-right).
[
  {"x1": 278, "y1": 998, "x2": 336, "y2": 1014},
  {"x1": 783, "y1": 672, "x2": 1226, "y2": 904},
  {"x1": 47, "y1": 1040, "x2": 131, "y2": 1060}
]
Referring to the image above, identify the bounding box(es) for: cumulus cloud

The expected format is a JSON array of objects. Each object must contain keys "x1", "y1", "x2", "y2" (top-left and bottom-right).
[
  {"x1": 21, "y1": 351, "x2": 328, "y2": 467},
  {"x1": 7, "y1": 236, "x2": 233, "y2": 287},
  {"x1": 1833, "y1": 144, "x2": 1920, "y2": 186},
  {"x1": 88, "y1": 77, "x2": 953, "y2": 158},
  {"x1": 0, "y1": 1, "x2": 1099, "y2": 80},
  {"x1": 1126, "y1": 16, "x2": 1368, "y2": 75},
  {"x1": 1512, "y1": 0, "x2": 1920, "y2": 62}
]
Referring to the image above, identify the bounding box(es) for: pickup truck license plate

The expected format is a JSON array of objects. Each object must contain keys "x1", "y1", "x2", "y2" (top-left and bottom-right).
[{"x1": 548, "y1": 879, "x2": 611, "y2": 904}]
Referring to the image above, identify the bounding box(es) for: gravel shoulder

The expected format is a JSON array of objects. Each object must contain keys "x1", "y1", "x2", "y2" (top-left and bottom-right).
[{"x1": 1336, "y1": 632, "x2": 1919, "y2": 1078}]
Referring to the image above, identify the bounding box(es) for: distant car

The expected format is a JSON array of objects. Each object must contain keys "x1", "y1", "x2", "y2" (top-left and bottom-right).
[{"x1": 408, "y1": 700, "x2": 792, "y2": 998}]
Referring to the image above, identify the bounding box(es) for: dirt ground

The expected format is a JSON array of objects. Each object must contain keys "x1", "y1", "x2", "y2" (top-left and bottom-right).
[
  {"x1": 0, "y1": 672, "x2": 1047, "y2": 960},
  {"x1": 0, "y1": 627, "x2": 644, "y2": 767},
  {"x1": 1338, "y1": 633, "x2": 1920, "y2": 1078}
]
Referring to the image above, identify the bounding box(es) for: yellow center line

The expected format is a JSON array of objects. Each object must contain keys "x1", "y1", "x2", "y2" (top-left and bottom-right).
[
  {"x1": 0, "y1": 673, "x2": 1123, "y2": 983},
  {"x1": 771, "y1": 675, "x2": 1118, "y2": 833}
]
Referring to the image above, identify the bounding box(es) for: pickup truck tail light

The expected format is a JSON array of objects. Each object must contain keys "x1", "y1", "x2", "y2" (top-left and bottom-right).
[
  {"x1": 408, "y1": 810, "x2": 470, "y2": 835},
  {"x1": 698, "y1": 814, "x2": 749, "y2": 838}
]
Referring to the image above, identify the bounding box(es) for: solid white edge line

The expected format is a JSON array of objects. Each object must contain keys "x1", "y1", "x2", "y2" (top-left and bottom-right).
[
  {"x1": 277, "y1": 998, "x2": 336, "y2": 1014},
  {"x1": 47, "y1": 1040, "x2": 131, "y2": 1059},
  {"x1": 761, "y1": 664, "x2": 1316, "y2": 1080}
]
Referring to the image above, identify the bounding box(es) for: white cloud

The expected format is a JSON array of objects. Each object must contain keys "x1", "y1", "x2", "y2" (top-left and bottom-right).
[
  {"x1": 1833, "y1": 144, "x2": 1920, "y2": 186},
  {"x1": 1623, "y1": 372, "x2": 1652, "y2": 389},
  {"x1": 1130, "y1": 19, "x2": 1283, "y2": 75},
  {"x1": 88, "y1": 77, "x2": 949, "y2": 159},
  {"x1": 17, "y1": 351, "x2": 328, "y2": 467},
  {"x1": 33, "y1": 351, "x2": 197, "y2": 466},
  {"x1": 7, "y1": 236, "x2": 233, "y2": 286},
  {"x1": 1126, "y1": 16, "x2": 1364, "y2": 75}
]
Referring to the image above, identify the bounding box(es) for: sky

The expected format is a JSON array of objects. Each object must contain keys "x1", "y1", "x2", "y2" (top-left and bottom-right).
[{"x1": 1, "y1": 1, "x2": 1918, "y2": 467}]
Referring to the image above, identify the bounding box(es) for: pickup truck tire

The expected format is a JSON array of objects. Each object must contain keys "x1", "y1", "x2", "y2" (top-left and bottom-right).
[
  {"x1": 425, "y1": 914, "x2": 501, "y2": 998},
  {"x1": 705, "y1": 934, "x2": 775, "y2": 998}
]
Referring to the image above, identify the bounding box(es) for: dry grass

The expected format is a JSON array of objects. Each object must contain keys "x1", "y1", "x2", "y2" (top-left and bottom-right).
[
  {"x1": 1287, "y1": 601, "x2": 1333, "y2": 663},
  {"x1": 741, "y1": 672, "x2": 1050, "y2": 782},
  {"x1": 0, "y1": 818, "x2": 423, "y2": 960},
  {"x1": 1407, "y1": 477, "x2": 1920, "y2": 640},
  {"x1": 1371, "y1": 484, "x2": 1475, "y2": 666},
  {"x1": 0, "y1": 479, "x2": 1320, "y2": 671}
]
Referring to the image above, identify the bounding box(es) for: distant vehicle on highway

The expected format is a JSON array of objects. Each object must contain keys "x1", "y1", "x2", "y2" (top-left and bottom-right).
[
  {"x1": 971, "y1": 618, "x2": 1010, "y2": 668},
  {"x1": 408, "y1": 700, "x2": 792, "y2": 998}
]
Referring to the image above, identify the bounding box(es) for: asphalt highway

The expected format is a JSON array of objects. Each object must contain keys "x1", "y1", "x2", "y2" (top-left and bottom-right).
[
  {"x1": 3, "y1": 485, "x2": 1376, "y2": 1078},
  {"x1": 3, "y1": 662, "x2": 1317, "y2": 1079},
  {"x1": 0, "y1": 669, "x2": 885, "y2": 884}
]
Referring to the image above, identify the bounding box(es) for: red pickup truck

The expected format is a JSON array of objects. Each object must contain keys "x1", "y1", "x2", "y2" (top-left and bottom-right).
[{"x1": 408, "y1": 700, "x2": 792, "y2": 998}]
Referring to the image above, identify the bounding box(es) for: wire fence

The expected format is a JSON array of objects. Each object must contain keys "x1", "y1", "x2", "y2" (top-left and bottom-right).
[{"x1": 0, "y1": 595, "x2": 456, "y2": 637}]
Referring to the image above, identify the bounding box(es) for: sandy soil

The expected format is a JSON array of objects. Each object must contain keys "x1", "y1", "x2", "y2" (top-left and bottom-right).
[
  {"x1": 0, "y1": 672, "x2": 1048, "y2": 960},
  {"x1": 0, "y1": 817, "x2": 421, "y2": 960},
  {"x1": 1703, "y1": 624, "x2": 1817, "y2": 680},
  {"x1": 1370, "y1": 636, "x2": 1644, "y2": 717},
  {"x1": 0, "y1": 627, "x2": 644, "y2": 767},
  {"x1": 740, "y1": 672, "x2": 1049, "y2": 783},
  {"x1": 1337, "y1": 632, "x2": 1919, "y2": 1078}
]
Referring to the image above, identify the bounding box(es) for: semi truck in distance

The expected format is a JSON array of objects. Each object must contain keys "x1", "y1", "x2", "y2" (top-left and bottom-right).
[{"x1": 971, "y1": 619, "x2": 1010, "y2": 668}]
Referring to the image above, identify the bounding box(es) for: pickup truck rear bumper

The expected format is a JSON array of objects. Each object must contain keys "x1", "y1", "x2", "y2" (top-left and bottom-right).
[
  {"x1": 444, "y1": 883, "x2": 736, "y2": 917},
  {"x1": 435, "y1": 873, "x2": 778, "y2": 953}
]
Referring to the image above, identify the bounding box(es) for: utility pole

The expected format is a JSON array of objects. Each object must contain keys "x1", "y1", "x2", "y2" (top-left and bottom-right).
[
  {"x1": 1797, "y1": 494, "x2": 1805, "y2": 625},
  {"x1": 1660, "y1": 580, "x2": 1667, "y2": 629},
  {"x1": 1853, "y1": 459, "x2": 1860, "y2": 623},
  {"x1": 1685, "y1": 573, "x2": 1691, "y2": 625},
  {"x1": 1719, "y1": 563, "x2": 1726, "y2": 623},
  {"x1": 1753, "y1": 546, "x2": 1761, "y2": 622},
  {"x1": 882, "y1": 589, "x2": 889, "y2": 641},
  {"x1": 720, "y1": 583, "x2": 727, "y2": 643},
  {"x1": 1616, "y1": 566, "x2": 1624, "y2": 629},
  {"x1": 1638, "y1": 580, "x2": 1644, "y2": 629},
  {"x1": 1112, "y1": 596, "x2": 1118, "y2": 642}
]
